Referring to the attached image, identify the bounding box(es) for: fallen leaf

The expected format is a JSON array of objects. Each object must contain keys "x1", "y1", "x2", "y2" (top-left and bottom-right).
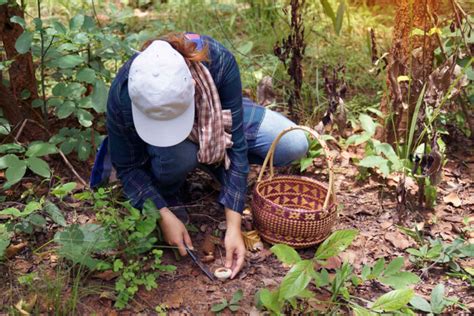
[
  {"x1": 202, "y1": 233, "x2": 216, "y2": 255},
  {"x1": 444, "y1": 192, "x2": 462, "y2": 207},
  {"x1": 242, "y1": 230, "x2": 263, "y2": 251},
  {"x1": 385, "y1": 231, "x2": 411, "y2": 250},
  {"x1": 315, "y1": 256, "x2": 342, "y2": 270},
  {"x1": 12, "y1": 259, "x2": 33, "y2": 273},
  {"x1": 6, "y1": 242, "x2": 28, "y2": 258},
  {"x1": 93, "y1": 270, "x2": 120, "y2": 281},
  {"x1": 15, "y1": 294, "x2": 37, "y2": 315},
  {"x1": 162, "y1": 291, "x2": 184, "y2": 309}
]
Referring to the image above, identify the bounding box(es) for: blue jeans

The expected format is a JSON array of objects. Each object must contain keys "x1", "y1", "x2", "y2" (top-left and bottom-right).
[{"x1": 148, "y1": 102, "x2": 308, "y2": 198}]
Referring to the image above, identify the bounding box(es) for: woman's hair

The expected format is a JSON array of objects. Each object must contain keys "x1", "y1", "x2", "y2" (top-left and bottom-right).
[{"x1": 142, "y1": 32, "x2": 209, "y2": 63}]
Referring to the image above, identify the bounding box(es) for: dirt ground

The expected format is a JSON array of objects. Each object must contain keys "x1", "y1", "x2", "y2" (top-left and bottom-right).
[{"x1": 1, "y1": 129, "x2": 473, "y2": 315}]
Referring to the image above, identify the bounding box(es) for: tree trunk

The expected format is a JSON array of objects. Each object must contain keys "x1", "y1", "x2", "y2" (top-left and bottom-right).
[
  {"x1": 380, "y1": 0, "x2": 440, "y2": 144},
  {"x1": 0, "y1": 0, "x2": 41, "y2": 127}
]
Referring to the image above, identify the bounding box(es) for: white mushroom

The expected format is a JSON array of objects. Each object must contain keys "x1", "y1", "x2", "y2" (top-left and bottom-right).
[{"x1": 214, "y1": 267, "x2": 232, "y2": 280}]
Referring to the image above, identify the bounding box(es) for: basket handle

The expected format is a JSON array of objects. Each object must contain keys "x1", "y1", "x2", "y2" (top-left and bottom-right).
[{"x1": 256, "y1": 125, "x2": 336, "y2": 209}]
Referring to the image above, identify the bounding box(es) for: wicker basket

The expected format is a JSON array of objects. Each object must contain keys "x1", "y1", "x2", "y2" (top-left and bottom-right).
[{"x1": 251, "y1": 126, "x2": 338, "y2": 249}]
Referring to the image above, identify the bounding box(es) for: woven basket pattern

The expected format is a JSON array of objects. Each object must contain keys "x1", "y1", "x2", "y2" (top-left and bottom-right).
[
  {"x1": 250, "y1": 125, "x2": 339, "y2": 249},
  {"x1": 252, "y1": 175, "x2": 337, "y2": 248}
]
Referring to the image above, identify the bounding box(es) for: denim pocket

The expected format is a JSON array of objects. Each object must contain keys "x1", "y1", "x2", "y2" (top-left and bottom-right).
[{"x1": 243, "y1": 98, "x2": 265, "y2": 141}]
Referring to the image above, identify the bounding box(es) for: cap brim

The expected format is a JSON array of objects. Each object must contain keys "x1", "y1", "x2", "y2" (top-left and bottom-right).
[{"x1": 132, "y1": 99, "x2": 195, "y2": 147}]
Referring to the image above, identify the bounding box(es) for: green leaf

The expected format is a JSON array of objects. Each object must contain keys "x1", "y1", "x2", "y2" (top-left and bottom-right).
[
  {"x1": 70, "y1": 14, "x2": 84, "y2": 30},
  {"x1": 299, "y1": 157, "x2": 314, "y2": 172},
  {"x1": 237, "y1": 41, "x2": 253, "y2": 55},
  {"x1": 10, "y1": 16, "x2": 26, "y2": 29},
  {"x1": 384, "y1": 257, "x2": 404, "y2": 276},
  {"x1": 26, "y1": 157, "x2": 50, "y2": 178},
  {"x1": 460, "y1": 243, "x2": 474, "y2": 257},
  {"x1": 379, "y1": 272, "x2": 420, "y2": 289},
  {"x1": 320, "y1": 0, "x2": 336, "y2": 24},
  {"x1": 0, "y1": 143, "x2": 25, "y2": 155},
  {"x1": 211, "y1": 299, "x2": 227, "y2": 312},
  {"x1": 136, "y1": 218, "x2": 156, "y2": 237},
  {"x1": 0, "y1": 237, "x2": 10, "y2": 259},
  {"x1": 315, "y1": 229, "x2": 358, "y2": 260},
  {"x1": 407, "y1": 84, "x2": 427, "y2": 156},
  {"x1": 359, "y1": 113, "x2": 377, "y2": 135},
  {"x1": 410, "y1": 295, "x2": 432, "y2": 313},
  {"x1": 26, "y1": 142, "x2": 57, "y2": 157},
  {"x1": 230, "y1": 289, "x2": 243, "y2": 305},
  {"x1": 335, "y1": 0, "x2": 345, "y2": 35},
  {"x1": 76, "y1": 68, "x2": 96, "y2": 83},
  {"x1": 24, "y1": 201, "x2": 42, "y2": 214},
  {"x1": 279, "y1": 260, "x2": 314, "y2": 300},
  {"x1": 43, "y1": 201, "x2": 66, "y2": 227},
  {"x1": 52, "y1": 21, "x2": 67, "y2": 34},
  {"x1": 358, "y1": 155, "x2": 390, "y2": 177},
  {"x1": 0, "y1": 207, "x2": 22, "y2": 217},
  {"x1": 56, "y1": 101, "x2": 76, "y2": 119},
  {"x1": 91, "y1": 80, "x2": 108, "y2": 113},
  {"x1": 142, "y1": 199, "x2": 160, "y2": 220},
  {"x1": 56, "y1": 55, "x2": 85, "y2": 69},
  {"x1": 352, "y1": 305, "x2": 377, "y2": 316},
  {"x1": 371, "y1": 258, "x2": 385, "y2": 278},
  {"x1": 77, "y1": 109, "x2": 93, "y2": 127},
  {"x1": 0, "y1": 154, "x2": 19, "y2": 169},
  {"x1": 15, "y1": 31, "x2": 33, "y2": 54},
  {"x1": 5, "y1": 158, "x2": 26, "y2": 185},
  {"x1": 258, "y1": 289, "x2": 282, "y2": 314},
  {"x1": 52, "y1": 182, "x2": 76, "y2": 198},
  {"x1": 371, "y1": 288, "x2": 414, "y2": 312},
  {"x1": 430, "y1": 284, "x2": 446, "y2": 314},
  {"x1": 271, "y1": 244, "x2": 301, "y2": 265},
  {"x1": 28, "y1": 213, "x2": 47, "y2": 227},
  {"x1": 228, "y1": 304, "x2": 239, "y2": 312},
  {"x1": 346, "y1": 131, "x2": 372, "y2": 146}
]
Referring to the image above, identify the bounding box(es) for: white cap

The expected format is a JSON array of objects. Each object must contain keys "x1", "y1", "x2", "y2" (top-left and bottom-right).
[{"x1": 128, "y1": 40, "x2": 195, "y2": 147}]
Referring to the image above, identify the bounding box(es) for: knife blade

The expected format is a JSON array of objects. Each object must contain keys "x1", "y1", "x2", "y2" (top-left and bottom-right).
[{"x1": 185, "y1": 246, "x2": 216, "y2": 281}]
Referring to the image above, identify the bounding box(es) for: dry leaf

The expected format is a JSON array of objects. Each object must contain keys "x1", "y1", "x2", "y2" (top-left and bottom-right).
[
  {"x1": 15, "y1": 294, "x2": 37, "y2": 315},
  {"x1": 162, "y1": 291, "x2": 184, "y2": 309},
  {"x1": 202, "y1": 233, "x2": 216, "y2": 255},
  {"x1": 242, "y1": 230, "x2": 263, "y2": 251},
  {"x1": 6, "y1": 242, "x2": 28, "y2": 258},
  {"x1": 385, "y1": 231, "x2": 411, "y2": 250},
  {"x1": 443, "y1": 192, "x2": 462, "y2": 207},
  {"x1": 93, "y1": 270, "x2": 120, "y2": 281}
]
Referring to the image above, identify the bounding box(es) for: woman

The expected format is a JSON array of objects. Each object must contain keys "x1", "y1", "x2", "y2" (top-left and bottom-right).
[{"x1": 92, "y1": 32, "x2": 308, "y2": 279}]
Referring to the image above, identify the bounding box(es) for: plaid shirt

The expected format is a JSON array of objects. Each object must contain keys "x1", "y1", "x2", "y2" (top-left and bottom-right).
[{"x1": 106, "y1": 34, "x2": 250, "y2": 213}]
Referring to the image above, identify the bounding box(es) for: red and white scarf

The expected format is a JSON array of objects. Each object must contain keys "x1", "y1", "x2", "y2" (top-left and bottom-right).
[{"x1": 188, "y1": 62, "x2": 233, "y2": 169}]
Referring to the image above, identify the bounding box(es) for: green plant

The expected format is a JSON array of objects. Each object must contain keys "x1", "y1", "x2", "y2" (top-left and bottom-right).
[
  {"x1": 211, "y1": 289, "x2": 243, "y2": 314},
  {"x1": 0, "y1": 142, "x2": 57, "y2": 188},
  {"x1": 0, "y1": 198, "x2": 66, "y2": 259},
  {"x1": 406, "y1": 237, "x2": 473, "y2": 276},
  {"x1": 256, "y1": 229, "x2": 422, "y2": 314},
  {"x1": 297, "y1": 134, "x2": 336, "y2": 172},
  {"x1": 55, "y1": 190, "x2": 176, "y2": 309},
  {"x1": 409, "y1": 284, "x2": 459, "y2": 315},
  {"x1": 320, "y1": 0, "x2": 347, "y2": 36}
]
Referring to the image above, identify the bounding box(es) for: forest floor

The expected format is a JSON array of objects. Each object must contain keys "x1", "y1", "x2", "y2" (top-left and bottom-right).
[{"x1": 2, "y1": 126, "x2": 472, "y2": 315}]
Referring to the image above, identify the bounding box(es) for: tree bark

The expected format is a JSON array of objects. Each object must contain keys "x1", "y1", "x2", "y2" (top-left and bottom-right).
[
  {"x1": 380, "y1": 0, "x2": 440, "y2": 144},
  {"x1": 0, "y1": 0, "x2": 41, "y2": 126}
]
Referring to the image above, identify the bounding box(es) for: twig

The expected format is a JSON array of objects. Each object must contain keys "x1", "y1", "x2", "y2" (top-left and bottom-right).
[
  {"x1": 58, "y1": 149, "x2": 88, "y2": 187},
  {"x1": 13, "y1": 119, "x2": 28, "y2": 142},
  {"x1": 188, "y1": 213, "x2": 221, "y2": 223}
]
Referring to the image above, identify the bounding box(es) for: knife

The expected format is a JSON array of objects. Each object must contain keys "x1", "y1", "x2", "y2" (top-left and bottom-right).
[{"x1": 185, "y1": 246, "x2": 216, "y2": 281}]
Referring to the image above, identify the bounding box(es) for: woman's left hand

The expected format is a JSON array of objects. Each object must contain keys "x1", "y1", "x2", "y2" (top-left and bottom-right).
[{"x1": 224, "y1": 208, "x2": 246, "y2": 279}]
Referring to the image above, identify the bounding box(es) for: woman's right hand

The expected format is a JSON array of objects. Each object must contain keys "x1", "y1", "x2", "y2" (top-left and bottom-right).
[{"x1": 159, "y1": 207, "x2": 193, "y2": 256}]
